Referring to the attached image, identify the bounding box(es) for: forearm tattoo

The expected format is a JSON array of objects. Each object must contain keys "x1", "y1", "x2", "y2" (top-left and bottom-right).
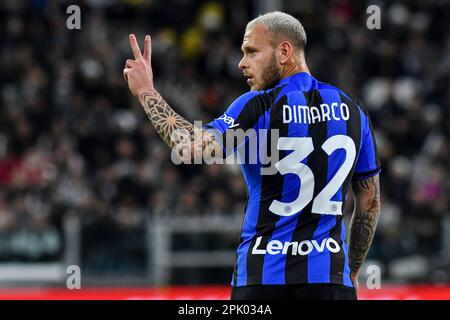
[
  {"x1": 349, "y1": 175, "x2": 381, "y2": 275},
  {"x1": 139, "y1": 90, "x2": 220, "y2": 159}
]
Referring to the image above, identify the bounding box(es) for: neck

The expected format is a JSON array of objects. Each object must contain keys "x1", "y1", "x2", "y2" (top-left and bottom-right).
[{"x1": 280, "y1": 56, "x2": 310, "y2": 79}]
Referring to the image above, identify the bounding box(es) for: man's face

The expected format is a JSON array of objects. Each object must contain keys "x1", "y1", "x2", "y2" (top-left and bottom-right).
[{"x1": 239, "y1": 24, "x2": 282, "y2": 91}]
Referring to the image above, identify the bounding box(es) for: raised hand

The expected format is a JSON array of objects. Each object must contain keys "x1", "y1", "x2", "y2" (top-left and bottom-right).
[
  {"x1": 123, "y1": 34, "x2": 154, "y2": 96},
  {"x1": 123, "y1": 33, "x2": 221, "y2": 163}
]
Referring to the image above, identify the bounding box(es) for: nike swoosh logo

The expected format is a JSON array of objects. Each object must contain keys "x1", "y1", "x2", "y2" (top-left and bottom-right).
[{"x1": 229, "y1": 123, "x2": 240, "y2": 128}]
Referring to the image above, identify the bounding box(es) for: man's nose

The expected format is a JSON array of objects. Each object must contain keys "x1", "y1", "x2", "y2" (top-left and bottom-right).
[{"x1": 238, "y1": 56, "x2": 248, "y2": 70}]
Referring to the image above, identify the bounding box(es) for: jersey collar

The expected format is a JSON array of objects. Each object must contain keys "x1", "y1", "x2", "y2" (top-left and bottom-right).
[{"x1": 276, "y1": 72, "x2": 314, "y2": 90}]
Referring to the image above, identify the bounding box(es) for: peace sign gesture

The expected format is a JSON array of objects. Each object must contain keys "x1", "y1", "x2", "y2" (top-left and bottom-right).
[{"x1": 124, "y1": 34, "x2": 154, "y2": 97}]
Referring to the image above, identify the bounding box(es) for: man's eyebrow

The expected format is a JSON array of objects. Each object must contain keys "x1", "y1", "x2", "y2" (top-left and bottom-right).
[{"x1": 241, "y1": 45, "x2": 257, "y2": 52}]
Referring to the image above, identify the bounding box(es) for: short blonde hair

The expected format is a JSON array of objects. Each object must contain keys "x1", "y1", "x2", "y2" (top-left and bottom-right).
[{"x1": 246, "y1": 11, "x2": 307, "y2": 51}]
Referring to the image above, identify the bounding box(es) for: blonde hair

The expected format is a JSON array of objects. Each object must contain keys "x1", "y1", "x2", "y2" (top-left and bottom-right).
[{"x1": 246, "y1": 11, "x2": 307, "y2": 51}]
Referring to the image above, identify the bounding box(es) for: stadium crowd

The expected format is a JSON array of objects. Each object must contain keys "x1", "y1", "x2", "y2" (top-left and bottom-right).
[{"x1": 0, "y1": 0, "x2": 449, "y2": 282}]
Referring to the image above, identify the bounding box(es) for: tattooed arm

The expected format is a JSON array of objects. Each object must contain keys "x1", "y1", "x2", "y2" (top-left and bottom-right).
[
  {"x1": 123, "y1": 34, "x2": 221, "y2": 161},
  {"x1": 348, "y1": 174, "x2": 381, "y2": 289},
  {"x1": 138, "y1": 90, "x2": 221, "y2": 161}
]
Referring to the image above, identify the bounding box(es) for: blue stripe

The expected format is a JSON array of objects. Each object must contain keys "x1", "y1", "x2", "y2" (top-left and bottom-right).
[
  {"x1": 262, "y1": 89, "x2": 308, "y2": 284},
  {"x1": 363, "y1": 123, "x2": 378, "y2": 170},
  {"x1": 341, "y1": 221, "x2": 353, "y2": 287},
  {"x1": 354, "y1": 108, "x2": 379, "y2": 174},
  {"x1": 307, "y1": 89, "x2": 347, "y2": 283},
  {"x1": 234, "y1": 163, "x2": 261, "y2": 286},
  {"x1": 358, "y1": 108, "x2": 366, "y2": 154},
  {"x1": 234, "y1": 113, "x2": 268, "y2": 286}
]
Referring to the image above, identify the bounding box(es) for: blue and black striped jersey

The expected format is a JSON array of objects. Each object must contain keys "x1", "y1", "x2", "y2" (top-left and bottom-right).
[{"x1": 204, "y1": 72, "x2": 380, "y2": 287}]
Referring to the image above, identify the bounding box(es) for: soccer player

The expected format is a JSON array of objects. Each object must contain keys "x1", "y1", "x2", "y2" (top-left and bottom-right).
[{"x1": 123, "y1": 11, "x2": 381, "y2": 300}]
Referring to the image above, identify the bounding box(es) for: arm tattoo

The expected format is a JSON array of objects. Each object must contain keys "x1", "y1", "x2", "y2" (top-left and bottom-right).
[
  {"x1": 139, "y1": 90, "x2": 220, "y2": 160},
  {"x1": 348, "y1": 175, "x2": 381, "y2": 275}
]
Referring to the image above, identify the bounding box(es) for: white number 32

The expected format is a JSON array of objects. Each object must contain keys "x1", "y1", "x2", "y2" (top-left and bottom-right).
[{"x1": 269, "y1": 135, "x2": 356, "y2": 216}]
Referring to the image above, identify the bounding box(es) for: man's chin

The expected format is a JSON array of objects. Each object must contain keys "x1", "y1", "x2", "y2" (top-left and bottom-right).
[{"x1": 249, "y1": 82, "x2": 275, "y2": 91}]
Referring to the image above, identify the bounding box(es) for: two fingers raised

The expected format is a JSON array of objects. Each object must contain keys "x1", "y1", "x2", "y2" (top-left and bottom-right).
[
  {"x1": 129, "y1": 34, "x2": 151, "y2": 64},
  {"x1": 124, "y1": 34, "x2": 151, "y2": 82}
]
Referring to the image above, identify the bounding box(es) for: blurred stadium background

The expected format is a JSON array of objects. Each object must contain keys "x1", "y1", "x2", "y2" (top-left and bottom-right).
[{"x1": 0, "y1": 0, "x2": 449, "y2": 299}]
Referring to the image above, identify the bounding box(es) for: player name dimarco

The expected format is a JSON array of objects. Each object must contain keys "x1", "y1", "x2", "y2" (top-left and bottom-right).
[{"x1": 283, "y1": 102, "x2": 350, "y2": 124}]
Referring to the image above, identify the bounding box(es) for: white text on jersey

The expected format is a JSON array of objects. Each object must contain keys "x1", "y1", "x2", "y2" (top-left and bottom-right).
[
  {"x1": 251, "y1": 236, "x2": 341, "y2": 256},
  {"x1": 283, "y1": 103, "x2": 350, "y2": 124},
  {"x1": 218, "y1": 113, "x2": 239, "y2": 128}
]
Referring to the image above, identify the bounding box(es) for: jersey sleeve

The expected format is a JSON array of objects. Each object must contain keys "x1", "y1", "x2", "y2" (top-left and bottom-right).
[
  {"x1": 353, "y1": 110, "x2": 381, "y2": 180},
  {"x1": 203, "y1": 91, "x2": 264, "y2": 157}
]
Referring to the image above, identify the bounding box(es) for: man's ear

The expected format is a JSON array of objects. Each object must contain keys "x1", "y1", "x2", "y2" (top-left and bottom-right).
[{"x1": 279, "y1": 41, "x2": 293, "y2": 65}]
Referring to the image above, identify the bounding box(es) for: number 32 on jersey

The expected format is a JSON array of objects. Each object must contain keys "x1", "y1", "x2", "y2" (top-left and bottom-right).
[{"x1": 269, "y1": 135, "x2": 356, "y2": 217}]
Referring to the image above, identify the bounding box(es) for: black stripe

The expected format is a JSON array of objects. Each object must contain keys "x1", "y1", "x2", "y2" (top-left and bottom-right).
[
  {"x1": 230, "y1": 87, "x2": 286, "y2": 162},
  {"x1": 235, "y1": 89, "x2": 282, "y2": 130},
  {"x1": 341, "y1": 94, "x2": 363, "y2": 180},
  {"x1": 285, "y1": 90, "x2": 328, "y2": 284},
  {"x1": 233, "y1": 199, "x2": 249, "y2": 286},
  {"x1": 352, "y1": 95, "x2": 381, "y2": 170},
  {"x1": 234, "y1": 86, "x2": 284, "y2": 285},
  {"x1": 367, "y1": 114, "x2": 381, "y2": 169},
  {"x1": 232, "y1": 189, "x2": 247, "y2": 283},
  {"x1": 352, "y1": 167, "x2": 381, "y2": 179},
  {"x1": 245, "y1": 93, "x2": 289, "y2": 285},
  {"x1": 216, "y1": 86, "x2": 287, "y2": 161},
  {"x1": 328, "y1": 93, "x2": 362, "y2": 285}
]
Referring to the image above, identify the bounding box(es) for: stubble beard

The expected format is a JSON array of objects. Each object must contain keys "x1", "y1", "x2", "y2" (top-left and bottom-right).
[{"x1": 260, "y1": 52, "x2": 282, "y2": 90}]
